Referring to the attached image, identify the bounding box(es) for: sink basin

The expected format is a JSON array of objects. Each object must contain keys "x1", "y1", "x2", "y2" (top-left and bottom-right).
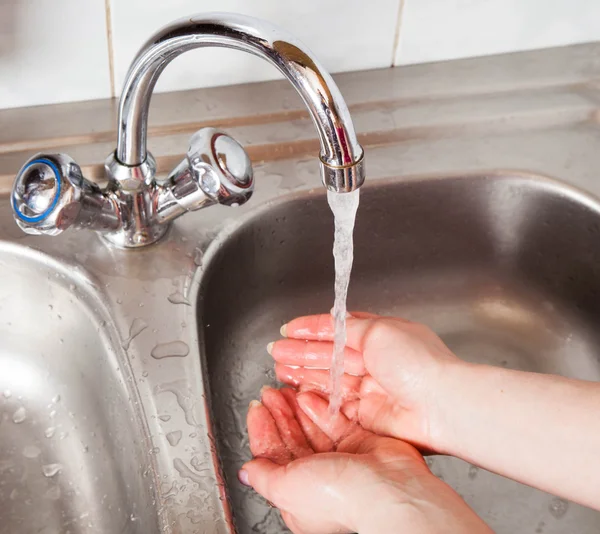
[
  {"x1": 199, "y1": 172, "x2": 600, "y2": 534},
  {"x1": 0, "y1": 243, "x2": 160, "y2": 534}
]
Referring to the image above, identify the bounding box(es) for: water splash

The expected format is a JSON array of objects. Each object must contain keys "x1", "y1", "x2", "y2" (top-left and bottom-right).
[
  {"x1": 468, "y1": 465, "x2": 479, "y2": 479},
  {"x1": 173, "y1": 458, "x2": 204, "y2": 484},
  {"x1": 167, "y1": 292, "x2": 191, "y2": 306},
  {"x1": 122, "y1": 318, "x2": 148, "y2": 350},
  {"x1": 42, "y1": 463, "x2": 63, "y2": 477},
  {"x1": 327, "y1": 188, "x2": 360, "y2": 415},
  {"x1": 12, "y1": 406, "x2": 27, "y2": 423},
  {"x1": 151, "y1": 341, "x2": 190, "y2": 359},
  {"x1": 166, "y1": 430, "x2": 183, "y2": 447},
  {"x1": 549, "y1": 497, "x2": 569, "y2": 519}
]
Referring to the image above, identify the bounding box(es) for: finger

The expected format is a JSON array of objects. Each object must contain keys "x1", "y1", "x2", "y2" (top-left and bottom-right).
[
  {"x1": 341, "y1": 400, "x2": 359, "y2": 421},
  {"x1": 247, "y1": 400, "x2": 292, "y2": 465},
  {"x1": 275, "y1": 364, "x2": 361, "y2": 400},
  {"x1": 296, "y1": 391, "x2": 359, "y2": 444},
  {"x1": 279, "y1": 387, "x2": 334, "y2": 453},
  {"x1": 360, "y1": 375, "x2": 387, "y2": 396},
  {"x1": 348, "y1": 311, "x2": 380, "y2": 319},
  {"x1": 240, "y1": 458, "x2": 284, "y2": 504},
  {"x1": 282, "y1": 314, "x2": 385, "y2": 352},
  {"x1": 260, "y1": 387, "x2": 313, "y2": 458},
  {"x1": 270, "y1": 339, "x2": 366, "y2": 376}
]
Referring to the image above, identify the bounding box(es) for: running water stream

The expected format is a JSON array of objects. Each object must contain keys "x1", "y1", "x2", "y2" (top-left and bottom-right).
[{"x1": 327, "y1": 188, "x2": 360, "y2": 415}]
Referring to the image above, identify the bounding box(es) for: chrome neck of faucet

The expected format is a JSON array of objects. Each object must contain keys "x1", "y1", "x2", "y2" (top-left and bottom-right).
[
  {"x1": 113, "y1": 13, "x2": 365, "y2": 193},
  {"x1": 11, "y1": 13, "x2": 365, "y2": 248}
]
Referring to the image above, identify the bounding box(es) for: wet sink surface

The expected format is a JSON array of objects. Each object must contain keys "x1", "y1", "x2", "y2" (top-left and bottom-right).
[
  {"x1": 200, "y1": 173, "x2": 600, "y2": 534},
  {"x1": 0, "y1": 243, "x2": 159, "y2": 534}
]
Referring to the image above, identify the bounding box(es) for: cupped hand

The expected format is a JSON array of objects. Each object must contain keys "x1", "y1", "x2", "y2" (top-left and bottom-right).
[
  {"x1": 269, "y1": 312, "x2": 463, "y2": 452},
  {"x1": 242, "y1": 386, "x2": 490, "y2": 534}
]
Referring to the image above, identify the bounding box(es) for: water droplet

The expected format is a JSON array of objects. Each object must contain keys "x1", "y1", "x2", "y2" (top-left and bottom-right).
[
  {"x1": 59, "y1": 431, "x2": 69, "y2": 439},
  {"x1": 549, "y1": 497, "x2": 569, "y2": 519},
  {"x1": 12, "y1": 406, "x2": 26, "y2": 423},
  {"x1": 167, "y1": 291, "x2": 191, "y2": 306},
  {"x1": 173, "y1": 458, "x2": 204, "y2": 484},
  {"x1": 42, "y1": 463, "x2": 63, "y2": 477},
  {"x1": 3, "y1": 389, "x2": 12, "y2": 398},
  {"x1": 468, "y1": 465, "x2": 479, "y2": 479},
  {"x1": 151, "y1": 447, "x2": 160, "y2": 454},
  {"x1": 166, "y1": 430, "x2": 183, "y2": 447},
  {"x1": 122, "y1": 318, "x2": 148, "y2": 350},
  {"x1": 186, "y1": 509, "x2": 203, "y2": 524},
  {"x1": 190, "y1": 455, "x2": 203, "y2": 472},
  {"x1": 116, "y1": 298, "x2": 123, "y2": 304},
  {"x1": 158, "y1": 415, "x2": 171, "y2": 422},
  {"x1": 151, "y1": 341, "x2": 189, "y2": 359},
  {"x1": 22, "y1": 445, "x2": 41, "y2": 458},
  {"x1": 193, "y1": 249, "x2": 204, "y2": 267},
  {"x1": 154, "y1": 380, "x2": 197, "y2": 426},
  {"x1": 130, "y1": 513, "x2": 137, "y2": 522},
  {"x1": 49, "y1": 410, "x2": 57, "y2": 418},
  {"x1": 45, "y1": 426, "x2": 56, "y2": 438},
  {"x1": 142, "y1": 370, "x2": 149, "y2": 378},
  {"x1": 52, "y1": 394, "x2": 61, "y2": 403}
]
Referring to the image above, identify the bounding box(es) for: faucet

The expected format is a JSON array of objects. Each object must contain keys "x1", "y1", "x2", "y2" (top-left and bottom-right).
[{"x1": 10, "y1": 13, "x2": 365, "y2": 248}]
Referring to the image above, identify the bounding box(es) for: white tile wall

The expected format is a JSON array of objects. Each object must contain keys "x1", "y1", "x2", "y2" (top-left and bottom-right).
[
  {"x1": 0, "y1": 0, "x2": 111, "y2": 109},
  {"x1": 1, "y1": 0, "x2": 600, "y2": 110},
  {"x1": 396, "y1": 0, "x2": 600, "y2": 65},
  {"x1": 108, "y1": 0, "x2": 400, "y2": 95}
]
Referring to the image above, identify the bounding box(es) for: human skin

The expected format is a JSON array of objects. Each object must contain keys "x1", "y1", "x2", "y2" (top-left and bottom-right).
[
  {"x1": 241, "y1": 386, "x2": 492, "y2": 534},
  {"x1": 271, "y1": 312, "x2": 600, "y2": 511}
]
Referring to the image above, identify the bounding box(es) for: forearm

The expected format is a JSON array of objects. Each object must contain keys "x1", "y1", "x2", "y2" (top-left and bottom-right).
[
  {"x1": 438, "y1": 362, "x2": 600, "y2": 509},
  {"x1": 359, "y1": 473, "x2": 493, "y2": 534}
]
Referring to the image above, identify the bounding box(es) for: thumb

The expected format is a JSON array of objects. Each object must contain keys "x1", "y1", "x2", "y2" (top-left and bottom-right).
[
  {"x1": 359, "y1": 392, "x2": 430, "y2": 450},
  {"x1": 240, "y1": 458, "x2": 285, "y2": 507}
]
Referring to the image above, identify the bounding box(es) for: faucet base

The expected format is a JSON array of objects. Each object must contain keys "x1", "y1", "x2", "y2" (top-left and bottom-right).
[{"x1": 100, "y1": 223, "x2": 171, "y2": 248}]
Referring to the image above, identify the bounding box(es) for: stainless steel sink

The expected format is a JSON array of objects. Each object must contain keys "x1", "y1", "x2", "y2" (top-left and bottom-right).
[
  {"x1": 0, "y1": 243, "x2": 160, "y2": 534},
  {"x1": 199, "y1": 172, "x2": 600, "y2": 534}
]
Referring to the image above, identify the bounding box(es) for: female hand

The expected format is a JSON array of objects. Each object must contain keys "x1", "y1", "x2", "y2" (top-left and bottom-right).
[
  {"x1": 269, "y1": 312, "x2": 462, "y2": 452},
  {"x1": 241, "y1": 386, "x2": 491, "y2": 534}
]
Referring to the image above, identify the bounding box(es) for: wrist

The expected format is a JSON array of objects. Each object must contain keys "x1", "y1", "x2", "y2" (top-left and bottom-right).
[
  {"x1": 354, "y1": 470, "x2": 491, "y2": 534},
  {"x1": 428, "y1": 359, "x2": 481, "y2": 455}
]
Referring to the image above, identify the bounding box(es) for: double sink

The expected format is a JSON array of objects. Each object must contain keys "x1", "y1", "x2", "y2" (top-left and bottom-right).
[{"x1": 1, "y1": 169, "x2": 600, "y2": 533}]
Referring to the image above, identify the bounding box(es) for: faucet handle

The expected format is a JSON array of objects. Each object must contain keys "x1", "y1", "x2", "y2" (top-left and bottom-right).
[
  {"x1": 160, "y1": 128, "x2": 254, "y2": 222},
  {"x1": 12, "y1": 153, "x2": 120, "y2": 237},
  {"x1": 187, "y1": 127, "x2": 254, "y2": 207},
  {"x1": 11, "y1": 154, "x2": 89, "y2": 235}
]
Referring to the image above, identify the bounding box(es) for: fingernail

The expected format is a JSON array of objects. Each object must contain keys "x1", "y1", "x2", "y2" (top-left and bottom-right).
[
  {"x1": 238, "y1": 469, "x2": 251, "y2": 487},
  {"x1": 259, "y1": 385, "x2": 271, "y2": 397},
  {"x1": 249, "y1": 399, "x2": 262, "y2": 409},
  {"x1": 266, "y1": 342, "x2": 274, "y2": 355},
  {"x1": 280, "y1": 324, "x2": 287, "y2": 337}
]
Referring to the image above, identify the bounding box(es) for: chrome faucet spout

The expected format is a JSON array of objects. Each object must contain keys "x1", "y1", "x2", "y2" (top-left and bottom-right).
[
  {"x1": 114, "y1": 13, "x2": 365, "y2": 192},
  {"x1": 11, "y1": 13, "x2": 365, "y2": 247}
]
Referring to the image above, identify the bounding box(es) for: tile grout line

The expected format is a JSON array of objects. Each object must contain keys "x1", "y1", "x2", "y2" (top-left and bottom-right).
[
  {"x1": 390, "y1": 0, "x2": 407, "y2": 67},
  {"x1": 104, "y1": 0, "x2": 116, "y2": 98}
]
